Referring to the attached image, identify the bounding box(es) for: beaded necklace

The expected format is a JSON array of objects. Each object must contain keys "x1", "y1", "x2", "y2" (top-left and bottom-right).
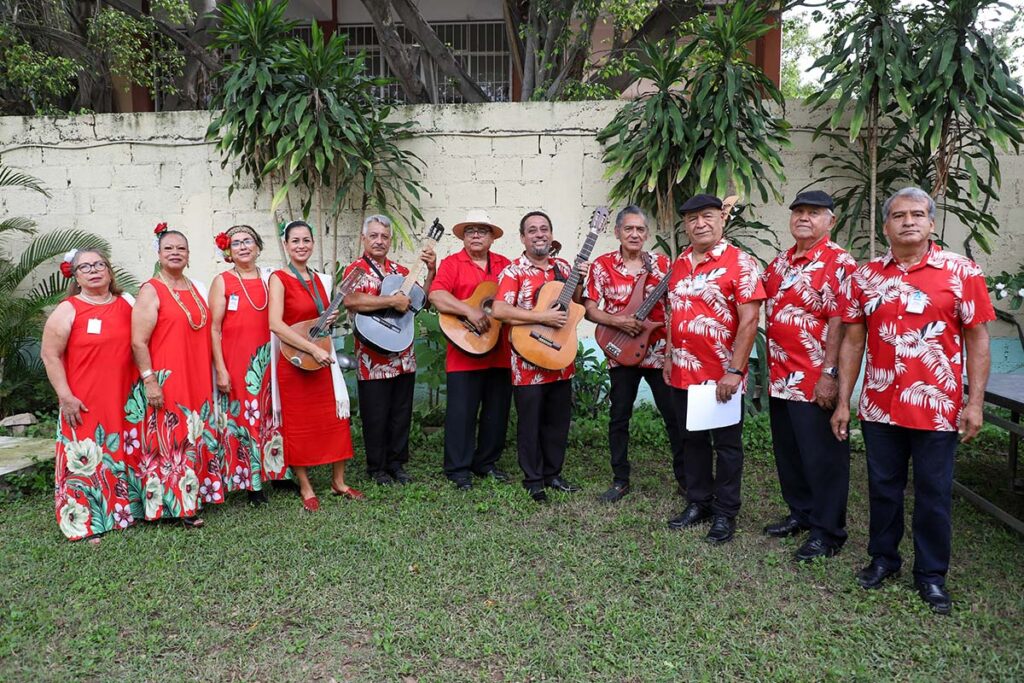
[
  {"x1": 158, "y1": 272, "x2": 208, "y2": 330},
  {"x1": 231, "y1": 267, "x2": 269, "y2": 311}
]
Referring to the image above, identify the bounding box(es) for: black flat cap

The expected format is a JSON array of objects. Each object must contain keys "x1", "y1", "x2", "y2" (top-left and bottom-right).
[
  {"x1": 679, "y1": 194, "x2": 723, "y2": 214},
  {"x1": 789, "y1": 190, "x2": 835, "y2": 210}
]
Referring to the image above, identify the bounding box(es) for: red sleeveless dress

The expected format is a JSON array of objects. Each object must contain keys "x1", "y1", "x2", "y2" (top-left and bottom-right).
[
  {"x1": 129, "y1": 278, "x2": 222, "y2": 520},
  {"x1": 274, "y1": 270, "x2": 353, "y2": 466},
  {"x1": 54, "y1": 296, "x2": 138, "y2": 541},
  {"x1": 217, "y1": 271, "x2": 288, "y2": 487}
]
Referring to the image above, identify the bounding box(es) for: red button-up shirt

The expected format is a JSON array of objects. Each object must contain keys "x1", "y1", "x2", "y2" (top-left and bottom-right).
[
  {"x1": 763, "y1": 238, "x2": 857, "y2": 401},
  {"x1": 428, "y1": 248, "x2": 512, "y2": 373},
  {"x1": 496, "y1": 254, "x2": 576, "y2": 386},
  {"x1": 667, "y1": 239, "x2": 766, "y2": 389},
  {"x1": 343, "y1": 255, "x2": 417, "y2": 381},
  {"x1": 585, "y1": 249, "x2": 670, "y2": 369},
  {"x1": 841, "y1": 242, "x2": 995, "y2": 431}
]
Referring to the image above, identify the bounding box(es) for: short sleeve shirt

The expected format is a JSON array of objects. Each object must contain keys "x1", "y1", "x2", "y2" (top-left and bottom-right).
[
  {"x1": 428, "y1": 248, "x2": 512, "y2": 372},
  {"x1": 666, "y1": 239, "x2": 766, "y2": 389},
  {"x1": 840, "y1": 242, "x2": 995, "y2": 431},
  {"x1": 763, "y1": 238, "x2": 857, "y2": 401},
  {"x1": 343, "y1": 255, "x2": 417, "y2": 381},
  {"x1": 584, "y1": 250, "x2": 671, "y2": 369},
  {"x1": 495, "y1": 254, "x2": 576, "y2": 386}
]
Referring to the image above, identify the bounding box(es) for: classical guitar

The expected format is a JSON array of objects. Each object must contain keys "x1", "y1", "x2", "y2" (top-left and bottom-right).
[
  {"x1": 595, "y1": 196, "x2": 739, "y2": 366},
  {"x1": 353, "y1": 218, "x2": 445, "y2": 354},
  {"x1": 280, "y1": 269, "x2": 365, "y2": 371},
  {"x1": 509, "y1": 207, "x2": 610, "y2": 370},
  {"x1": 438, "y1": 280, "x2": 502, "y2": 356}
]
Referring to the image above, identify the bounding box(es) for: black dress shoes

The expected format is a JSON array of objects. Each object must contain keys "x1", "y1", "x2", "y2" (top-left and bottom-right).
[
  {"x1": 915, "y1": 581, "x2": 952, "y2": 615},
  {"x1": 371, "y1": 471, "x2": 394, "y2": 485},
  {"x1": 451, "y1": 477, "x2": 472, "y2": 491},
  {"x1": 547, "y1": 476, "x2": 581, "y2": 493},
  {"x1": 247, "y1": 490, "x2": 269, "y2": 507},
  {"x1": 667, "y1": 503, "x2": 711, "y2": 530},
  {"x1": 763, "y1": 516, "x2": 810, "y2": 538},
  {"x1": 390, "y1": 467, "x2": 413, "y2": 485},
  {"x1": 856, "y1": 561, "x2": 900, "y2": 589},
  {"x1": 705, "y1": 515, "x2": 736, "y2": 545},
  {"x1": 477, "y1": 467, "x2": 511, "y2": 483},
  {"x1": 794, "y1": 537, "x2": 840, "y2": 563},
  {"x1": 599, "y1": 482, "x2": 630, "y2": 503},
  {"x1": 527, "y1": 486, "x2": 548, "y2": 503}
]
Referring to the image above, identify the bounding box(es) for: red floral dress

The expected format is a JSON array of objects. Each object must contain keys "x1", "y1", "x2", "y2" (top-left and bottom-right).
[
  {"x1": 215, "y1": 270, "x2": 288, "y2": 489},
  {"x1": 127, "y1": 278, "x2": 222, "y2": 520},
  {"x1": 54, "y1": 296, "x2": 139, "y2": 540},
  {"x1": 275, "y1": 271, "x2": 354, "y2": 466}
]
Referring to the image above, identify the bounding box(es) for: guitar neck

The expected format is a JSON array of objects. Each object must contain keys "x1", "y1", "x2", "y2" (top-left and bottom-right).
[
  {"x1": 635, "y1": 276, "x2": 670, "y2": 320},
  {"x1": 396, "y1": 238, "x2": 437, "y2": 294},
  {"x1": 554, "y1": 230, "x2": 600, "y2": 309}
]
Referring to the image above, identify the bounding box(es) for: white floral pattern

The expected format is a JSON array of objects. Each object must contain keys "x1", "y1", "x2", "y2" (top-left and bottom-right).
[
  {"x1": 58, "y1": 497, "x2": 90, "y2": 539},
  {"x1": 65, "y1": 437, "x2": 102, "y2": 476}
]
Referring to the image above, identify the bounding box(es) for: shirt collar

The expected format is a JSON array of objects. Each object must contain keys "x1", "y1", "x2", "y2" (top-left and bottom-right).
[
  {"x1": 880, "y1": 241, "x2": 943, "y2": 270},
  {"x1": 681, "y1": 238, "x2": 729, "y2": 265},
  {"x1": 786, "y1": 236, "x2": 829, "y2": 265},
  {"x1": 516, "y1": 253, "x2": 556, "y2": 271},
  {"x1": 362, "y1": 253, "x2": 392, "y2": 273}
]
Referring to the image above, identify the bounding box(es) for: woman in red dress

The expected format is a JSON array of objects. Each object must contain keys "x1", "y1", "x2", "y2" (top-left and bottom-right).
[
  {"x1": 209, "y1": 225, "x2": 287, "y2": 507},
  {"x1": 130, "y1": 225, "x2": 222, "y2": 527},
  {"x1": 41, "y1": 249, "x2": 139, "y2": 542},
  {"x1": 268, "y1": 220, "x2": 361, "y2": 511}
]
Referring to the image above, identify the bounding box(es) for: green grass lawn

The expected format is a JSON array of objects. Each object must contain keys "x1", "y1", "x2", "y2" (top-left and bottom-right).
[{"x1": 1, "y1": 409, "x2": 1022, "y2": 681}]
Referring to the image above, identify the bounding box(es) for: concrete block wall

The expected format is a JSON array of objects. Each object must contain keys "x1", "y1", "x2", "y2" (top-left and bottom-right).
[{"x1": 1, "y1": 102, "x2": 1022, "y2": 345}]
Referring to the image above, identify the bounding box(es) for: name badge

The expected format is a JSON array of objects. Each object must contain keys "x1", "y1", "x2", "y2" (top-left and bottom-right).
[
  {"x1": 690, "y1": 276, "x2": 706, "y2": 293},
  {"x1": 86, "y1": 318, "x2": 102, "y2": 335},
  {"x1": 227, "y1": 294, "x2": 240, "y2": 311},
  {"x1": 906, "y1": 291, "x2": 927, "y2": 314},
  {"x1": 780, "y1": 270, "x2": 801, "y2": 290}
]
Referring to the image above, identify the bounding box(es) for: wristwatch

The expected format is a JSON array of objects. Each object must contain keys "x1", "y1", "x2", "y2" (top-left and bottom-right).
[
  {"x1": 823, "y1": 366, "x2": 838, "y2": 379},
  {"x1": 725, "y1": 366, "x2": 744, "y2": 376}
]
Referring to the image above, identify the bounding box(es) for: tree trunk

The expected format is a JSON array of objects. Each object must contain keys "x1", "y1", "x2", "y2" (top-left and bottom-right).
[
  {"x1": 521, "y1": 1, "x2": 538, "y2": 99},
  {"x1": 868, "y1": 97, "x2": 878, "y2": 259},
  {"x1": 359, "y1": 0, "x2": 432, "y2": 104},
  {"x1": 390, "y1": 0, "x2": 490, "y2": 103}
]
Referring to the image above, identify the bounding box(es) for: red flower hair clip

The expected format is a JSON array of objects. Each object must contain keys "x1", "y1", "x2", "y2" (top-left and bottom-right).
[
  {"x1": 154, "y1": 222, "x2": 169, "y2": 236},
  {"x1": 215, "y1": 231, "x2": 233, "y2": 262},
  {"x1": 59, "y1": 248, "x2": 78, "y2": 278},
  {"x1": 59, "y1": 262, "x2": 74, "y2": 278}
]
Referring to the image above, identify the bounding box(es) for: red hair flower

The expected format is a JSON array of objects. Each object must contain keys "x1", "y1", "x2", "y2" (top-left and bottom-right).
[
  {"x1": 154, "y1": 222, "x2": 169, "y2": 235},
  {"x1": 59, "y1": 261, "x2": 74, "y2": 278},
  {"x1": 215, "y1": 232, "x2": 230, "y2": 250}
]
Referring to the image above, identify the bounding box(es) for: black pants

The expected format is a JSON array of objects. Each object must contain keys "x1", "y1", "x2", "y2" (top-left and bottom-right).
[
  {"x1": 443, "y1": 368, "x2": 512, "y2": 481},
  {"x1": 769, "y1": 397, "x2": 851, "y2": 546},
  {"x1": 357, "y1": 373, "x2": 415, "y2": 475},
  {"x1": 671, "y1": 387, "x2": 745, "y2": 517},
  {"x1": 608, "y1": 366, "x2": 685, "y2": 487},
  {"x1": 862, "y1": 421, "x2": 958, "y2": 585},
  {"x1": 513, "y1": 380, "x2": 572, "y2": 489}
]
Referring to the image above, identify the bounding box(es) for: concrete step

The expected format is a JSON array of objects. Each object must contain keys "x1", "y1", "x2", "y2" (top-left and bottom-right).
[{"x1": 0, "y1": 436, "x2": 54, "y2": 477}]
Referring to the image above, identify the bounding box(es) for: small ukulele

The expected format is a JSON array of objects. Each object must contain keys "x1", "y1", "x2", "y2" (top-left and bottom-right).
[
  {"x1": 353, "y1": 219, "x2": 445, "y2": 354},
  {"x1": 595, "y1": 196, "x2": 739, "y2": 365},
  {"x1": 280, "y1": 269, "x2": 364, "y2": 371},
  {"x1": 509, "y1": 207, "x2": 610, "y2": 370},
  {"x1": 438, "y1": 280, "x2": 502, "y2": 356}
]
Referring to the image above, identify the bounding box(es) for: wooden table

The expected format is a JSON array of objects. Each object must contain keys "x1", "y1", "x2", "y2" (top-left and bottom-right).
[{"x1": 961, "y1": 374, "x2": 1024, "y2": 535}]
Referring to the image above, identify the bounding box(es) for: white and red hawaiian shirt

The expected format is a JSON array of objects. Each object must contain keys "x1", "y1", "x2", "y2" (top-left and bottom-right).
[
  {"x1": 495, "y1": 254, "x2": 576, "y2": 386},
  {"x1": 666, "y1": 239, "x2": 766, "y2": 389},
  {"x1": 585, "y1": 249, "x2": 671, "y2": 369},
  {"x1": 841, "y1": 241, "x2": 995, "y2": 431},
  {"x1": 343, "y1": 255, "x2": 417, "y2": 381},
  {"x1": 763, "y1": 238, "x2": 857, "y2": 401}
]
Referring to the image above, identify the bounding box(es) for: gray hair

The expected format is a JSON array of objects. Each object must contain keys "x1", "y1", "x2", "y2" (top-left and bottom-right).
[
  {"x1": 362, "y1": 214, "x2": 392, "y2": 236},
  {"x1": 615, "y1": 205, "x2": 648, "y2": 230},
  {"x1": 883, "y1": 187, "x2": 936, "y2": 221}
]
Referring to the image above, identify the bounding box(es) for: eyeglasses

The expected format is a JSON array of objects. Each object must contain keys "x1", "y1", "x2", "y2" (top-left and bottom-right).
[
  {"x1": 463, "y1": 227, "x2": 493, "y2": 236},
  {"x1": 75, "y1": 261, "x2": 109, "y2": 274},
  {"x1": 230, "y1": 238, "x2": 256, "y2": 248}
]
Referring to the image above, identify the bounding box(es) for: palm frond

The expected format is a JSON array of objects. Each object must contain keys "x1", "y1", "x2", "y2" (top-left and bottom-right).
[
  {"x1": 0, "y1": 164, "x2": 49, "y2": 196},
  {"x1": 0, "y1": 217, "x2": 38, "y2": 236}
]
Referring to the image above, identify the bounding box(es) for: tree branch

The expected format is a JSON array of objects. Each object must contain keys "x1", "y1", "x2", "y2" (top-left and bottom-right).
[
  {"x1": 99, "y1": 0, "x2": 220, "y2": 73},
  {"x1": 359, "y1": 0, "x2": 432, "y2": 104}
]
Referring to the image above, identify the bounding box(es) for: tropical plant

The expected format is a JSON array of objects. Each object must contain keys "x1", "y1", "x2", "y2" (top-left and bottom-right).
[
  {"x1": 598, "y1": 0, "x2": 789, "y2": 257},
  {"x1": 0, "y1": 160, "x2": 140, "y2": 416},
  {"x1": 572, "y1": 343, "x2": 610, "y2": 419}
]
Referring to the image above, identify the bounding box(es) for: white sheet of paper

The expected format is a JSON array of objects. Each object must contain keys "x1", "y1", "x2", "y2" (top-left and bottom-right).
[{"x1": 686, "y1": 383, "x2": 742, "y2": 431}]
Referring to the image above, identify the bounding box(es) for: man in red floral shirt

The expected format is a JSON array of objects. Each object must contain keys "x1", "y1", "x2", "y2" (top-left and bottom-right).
[
  {"x1": 492, "y1": 210, "x2": 585, "y2": 503},
  {"x1": 343, "y1": 215, "x2": 435, "y2": 486},
  {"x1": 832, "y1": 187, "x2": 994, "y2": 614},
  {"x1": 583, "y1": 206, "x2": 685, "y2": 503},
  {"x1": 762, "y1": 190, "x2": 858, "y2": 562},
  {"x1": 664, "y1": 194, "x2": 766, "y2": 544}
]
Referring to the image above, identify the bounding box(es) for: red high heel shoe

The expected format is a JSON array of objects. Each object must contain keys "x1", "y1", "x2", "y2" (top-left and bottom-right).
[
  {"x1": 331, "y1": 485, "x2": 365, "y2": 500},
  {"x1": 302, "y1": 495, "x2": 320, "y2": 512}
]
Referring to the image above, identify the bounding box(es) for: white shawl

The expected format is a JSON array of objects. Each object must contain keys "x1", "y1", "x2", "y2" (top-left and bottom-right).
[{"x1": 270, "y1": 270, "x2": 351, "y2": 426}]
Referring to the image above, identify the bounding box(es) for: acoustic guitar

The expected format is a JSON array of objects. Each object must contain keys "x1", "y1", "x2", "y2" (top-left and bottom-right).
[
  {"x1": 509, "y1": 207, "x2": 610, "y2": 370},
  {"x1": 438, "y1": 280, "x2": 502, "y2": 356},
  {"x1": 595, "y1": 196, "x2": 739, "y2": 366},
  {"x1": 280, "y1": 269, "x2": 365, "y2": 371},
  {"x1": 353, "y1": 218, "x2": 445, "y2": 354}
]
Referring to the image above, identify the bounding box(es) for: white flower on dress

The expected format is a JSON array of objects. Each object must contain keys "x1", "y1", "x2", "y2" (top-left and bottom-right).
[
  {"x1": 200, "y1": 476, "x2": 223, "y2": 503},
  {"x1": 59, "y1": 497, "x2": 90, "y2": 538},
  {"x1": 180, "y1": 468, "x2": 199, "y2": 514},
  {"x1": 145, "y1": 476, "x2": 163, "y2": 519},
  {"x1": 123, "y1": 428, "x2": 141, "y2": 455},
  {"x1": 231, "y1": 464, "x2": 251, "y2": 489},
  {"x1": 243, "y1": 399, "x2": 260, "y2": 427},
  {"x1": 113, "y1": 502, "x2": 134, "y2": 529},
  {"x1": 66, "y1": 438, "x2": 102, "y2": 476},
  {"x1": 185, "y1": 409, "x2": 205, "y2": 446}
]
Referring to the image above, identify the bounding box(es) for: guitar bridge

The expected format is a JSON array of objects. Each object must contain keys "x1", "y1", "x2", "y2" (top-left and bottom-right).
[
  {"x1": 606, "y1": 343, "x2": 622, "y2": 357},
  {"x1": 530, "y1": 331, "x2": 561, "y2": 350}
]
